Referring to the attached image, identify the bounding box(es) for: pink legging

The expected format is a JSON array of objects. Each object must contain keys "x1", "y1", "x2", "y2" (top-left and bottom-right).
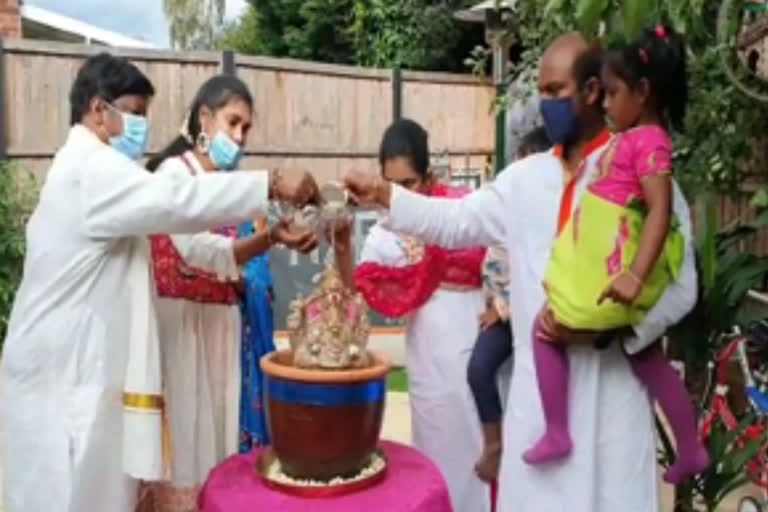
[{"x1": 525, "y1": 316, "x2": 708, "y2": 483}]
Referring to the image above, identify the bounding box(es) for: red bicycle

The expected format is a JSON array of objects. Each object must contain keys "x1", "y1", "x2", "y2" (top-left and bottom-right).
[{"x1": 698, "y1": 326, "x2": 768, "y2": 511}]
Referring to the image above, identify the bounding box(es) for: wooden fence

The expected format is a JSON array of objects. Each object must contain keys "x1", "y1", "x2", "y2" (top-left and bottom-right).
[
  {"x1": 0, "y1": 38, "x2": 495, "y2": 183},
  {"x1": 713, "y1": 185, "x2": 768, "y2": 255},
  {"x1": 2, "y1": 38, "x2": 766, "y2": 255}
]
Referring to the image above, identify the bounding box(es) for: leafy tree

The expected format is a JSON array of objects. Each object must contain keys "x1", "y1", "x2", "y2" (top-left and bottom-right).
[
  {"x1": 497, "y1": 0, "x2": 768, "y2": 199},
  {"x1": 218, "y1": 0, "x2": 485, "y2": 72},
  {"x1": 164, "y1": 0, "x2": 226, "y2": 50},
  {"x1": 217, "y1": 5, "x2": 264, "y2": 56},
  {"x1": 347, "y1": 0, "x2": 483, "y2": 71},
  {"x1": 219, "y1": 0, "x2": 358, "y2": 64}
]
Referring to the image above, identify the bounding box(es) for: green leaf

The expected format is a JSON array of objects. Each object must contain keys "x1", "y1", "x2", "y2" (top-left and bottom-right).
[
  {"x1": 697, "y1": 193, "x2": 718, "y2": 293},
  {"x1": 544, "y1": 0, "x2": 568, "y2": 15},
  {"x1": 722, "y1": 436, "x2": 763, "y2": 476},
  {"x1": 707, "y1": 419, "x2": 727, "y2": 460},
  {"x1": 751, "y1": 189, "x2": 768, "y2": 213},
  {"x1": 575, "y1": 0, "x2": 609, "y2": 37},
  {"x1": 621, "y1": 0, "x2": 647, "y2": 38},
  {"x1": 724, "y1": 262, "x2": 768, "y2": 308}
]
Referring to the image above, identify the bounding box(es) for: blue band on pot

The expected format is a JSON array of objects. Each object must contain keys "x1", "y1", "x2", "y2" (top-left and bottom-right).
[{"x1": 266, "y1": 376, "x2": 386, "y2": 406}]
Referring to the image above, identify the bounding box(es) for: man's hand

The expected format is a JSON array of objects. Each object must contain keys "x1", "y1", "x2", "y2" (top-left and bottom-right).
[
  {"x1": 479, "y1": 306, "x2": 501, "y2": 331},
  {"x1": 342, "y1": 170, "x2": 391, "y2": 208},
  {"x1": 270, "y1": 169, "x2": 320, "y2": 207},
  {"x1": 536, "y1": 308, "x2": 600, "y2": 346},
  {"x1": 272, "y1": 219, "x2": 318, "y2": 253}
]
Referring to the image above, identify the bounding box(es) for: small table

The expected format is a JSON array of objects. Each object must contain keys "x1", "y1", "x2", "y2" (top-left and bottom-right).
[{"x1": 199, "y1": 440, "x2": 453, "y2": 512}]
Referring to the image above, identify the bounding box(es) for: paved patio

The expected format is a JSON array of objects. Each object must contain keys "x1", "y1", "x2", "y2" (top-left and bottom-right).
[
  {"x1": 380, "y1": 391, "x2": 764, "y2": 512},
  {"x1": 0, "y1": 392, "x2": 760, "y2": 511}
]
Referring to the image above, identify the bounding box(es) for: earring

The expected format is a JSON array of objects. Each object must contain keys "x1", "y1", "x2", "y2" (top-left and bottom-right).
[{"x1": 196, "y1": 132, "x2": 210, "y2": 153}]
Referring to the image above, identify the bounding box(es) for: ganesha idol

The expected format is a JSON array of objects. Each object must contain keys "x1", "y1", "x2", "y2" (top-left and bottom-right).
[
  {"x1": 287, "y1": 264, "x2": 371, "y2": 369},
  {"x1": 260, "y1": 262, "x2": 391, "y2": 482}
]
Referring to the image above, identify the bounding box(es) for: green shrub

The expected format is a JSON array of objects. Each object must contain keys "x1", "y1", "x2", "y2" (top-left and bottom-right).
[{"x1": 0, "y1": 162, "x2": 36, "y2": 343}]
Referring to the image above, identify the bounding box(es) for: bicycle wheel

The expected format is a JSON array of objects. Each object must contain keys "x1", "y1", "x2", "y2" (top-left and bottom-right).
[
  {"x1": 739, "y1": 496, "x2": 763, "y2": 512},
  {"x1": 717, "y1": 0, "x2": 768, "y2": 103}
]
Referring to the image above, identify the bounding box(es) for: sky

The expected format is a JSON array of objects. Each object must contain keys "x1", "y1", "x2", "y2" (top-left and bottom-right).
[{"x1": 24, "y1": 0, "x2": 248, "y2": 47}]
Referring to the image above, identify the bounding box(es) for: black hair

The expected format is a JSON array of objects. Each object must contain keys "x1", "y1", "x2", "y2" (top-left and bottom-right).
[
  {"x1": 146, "y1": 74, "x2": 253, "y2": 171},
  {"x1": 69, "y1": 52, "x2": 154, "y2": 126},
  {"x1": 573, "y1": 42, "x2": 604, "y2": 93},
  {"x1": 378, "y1": 118, "x2": 430, "y2": 176},
  {"x1": 604, "y1": 24, "x2": 688, "y2": 132},
  {"x1": 518, "y1": 126, "x2": 552, "y2": 157}
]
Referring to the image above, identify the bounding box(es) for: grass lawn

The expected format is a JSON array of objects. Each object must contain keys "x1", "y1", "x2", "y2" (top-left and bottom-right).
[{"x1": 388, "y1": 367, "x2": 409, "y2": 392}]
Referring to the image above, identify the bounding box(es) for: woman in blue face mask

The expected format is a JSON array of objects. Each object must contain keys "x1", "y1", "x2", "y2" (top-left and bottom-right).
[{"x1": 140, "y1": 75, "x2": 318, "y2": 512}]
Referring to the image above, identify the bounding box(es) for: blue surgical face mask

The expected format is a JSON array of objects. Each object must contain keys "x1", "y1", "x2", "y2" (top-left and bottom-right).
[
  {"x1": 209, "y1": 131, "x2": 243, "y2": 171},
  {"x1": 539, "y1": 97, "x2": 579, "y2": 145},
  {"x1": 108, "y1": 106, "x2": 149, "y2": 160}
]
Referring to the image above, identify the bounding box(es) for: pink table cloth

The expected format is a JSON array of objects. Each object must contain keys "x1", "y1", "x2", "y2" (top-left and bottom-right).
[{"x1": 199, "y1": 440, "x2": 453, "y2": 512}]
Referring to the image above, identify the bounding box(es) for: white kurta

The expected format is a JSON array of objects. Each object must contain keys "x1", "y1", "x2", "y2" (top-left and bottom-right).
[
  {"x1": 0, "y1": 126, "x2": 270, "y2": 512},
  {"x1": 154, "y1": 153, "x2": 243, "y2": 487},
  {"x1": 384, "y1": 144, "x2": 698, "y2": 512},
  {"x1": 360, "y1": 225, "x2": 490, "y2": 512}
]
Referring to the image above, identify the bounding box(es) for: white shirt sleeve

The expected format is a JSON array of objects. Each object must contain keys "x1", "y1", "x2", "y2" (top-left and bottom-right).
[
  {"x1": 383, "y1": 171, "x2": 511, "y2": 249},
  {"x1": 359, "y1": 231, "x2": 384, "y2": 264},
  {"x1": 147, "y1": 158, "x2": 241, "y2": 282},
  {"x1": 359, "y1": 225, "x2": 410, "y2": 266},
  {"x1": 79, "y1": 146, "x2": 269, "y2": 238},
  {"x1": 624, "y1": 181, "x2": 698, "y2": 354}
]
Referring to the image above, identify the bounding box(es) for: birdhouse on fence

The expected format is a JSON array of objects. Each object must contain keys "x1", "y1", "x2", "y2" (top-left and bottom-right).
[{"x1": 738, "y1": 11, "x2": 768, "y2": 80}]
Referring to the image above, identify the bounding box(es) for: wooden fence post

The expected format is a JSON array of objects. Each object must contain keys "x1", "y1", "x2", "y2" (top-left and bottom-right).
[
  {"x1": 221, "y1": 50, "x2": 236, "y2": 76},
  {"x1": 391, "y1": 67, "x2": 402, "y2": 121},
  {"x1": 0, "y1": 35, "x2": 6, "y2": 161}
]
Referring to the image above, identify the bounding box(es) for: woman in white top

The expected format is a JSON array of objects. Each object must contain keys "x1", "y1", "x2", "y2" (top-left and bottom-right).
[{"x1": 139, "y1": 75, "x2": 317, "y2": 511}]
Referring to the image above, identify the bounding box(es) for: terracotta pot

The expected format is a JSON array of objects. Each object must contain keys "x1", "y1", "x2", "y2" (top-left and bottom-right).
[{"x1": 260, "y1": 350, "x2": 391, "y2": 481}]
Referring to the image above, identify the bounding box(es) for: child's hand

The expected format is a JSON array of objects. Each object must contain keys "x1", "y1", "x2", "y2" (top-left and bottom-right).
[
  {"x1": 537, "y1": 308, "x2": 601, "y2": 346},
  {"x1": 598, "y1": 271, "x2": 643, "y2": 305},
  {"x1": 479, "y1": 306, "x2": 501, "y2": 330},
  {"x1": 535, "y1": 308, "x2": 558, "y2": 341}
]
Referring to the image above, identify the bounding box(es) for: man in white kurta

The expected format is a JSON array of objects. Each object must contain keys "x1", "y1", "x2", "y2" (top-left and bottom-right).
[
  {"x1": 344, "y1": 33, "x2": 698, "y2": 511},
  {"x1": 0, "y1": 55, "x2": 317, "y2": 512}
]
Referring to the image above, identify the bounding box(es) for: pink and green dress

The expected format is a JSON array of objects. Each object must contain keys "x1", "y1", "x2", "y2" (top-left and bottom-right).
[{"x1": 545, "y1": 124, "x2": 684, "y2": 330}]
